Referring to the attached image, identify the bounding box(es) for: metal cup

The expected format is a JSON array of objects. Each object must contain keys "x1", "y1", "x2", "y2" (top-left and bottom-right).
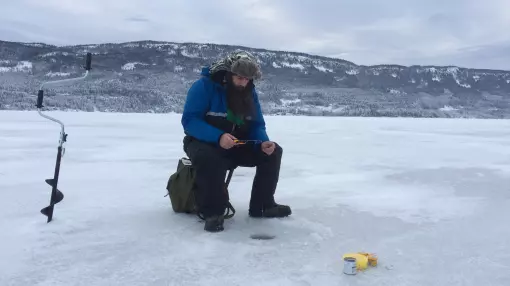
[{"x1": 343, "y1": 257, "x2": 357, "y2": 275}]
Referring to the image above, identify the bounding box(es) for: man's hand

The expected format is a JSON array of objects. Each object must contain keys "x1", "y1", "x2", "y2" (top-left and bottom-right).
[
  {"x1": 261, "y1": 141, "x2": 275, "y2": 155},
  {"x1": 219, "y1": 133, "x2": 237, "y2": 149}
]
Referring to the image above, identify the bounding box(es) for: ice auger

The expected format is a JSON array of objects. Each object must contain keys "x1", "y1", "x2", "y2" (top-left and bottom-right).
[{"x1": 37, "y1": 52, "x2": 92, "y2": 222}]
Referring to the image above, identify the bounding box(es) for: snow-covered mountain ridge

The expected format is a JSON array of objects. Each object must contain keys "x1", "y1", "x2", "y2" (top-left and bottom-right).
[{"x1": 1, "y1": 40, "x2": 509, "y2": 118}]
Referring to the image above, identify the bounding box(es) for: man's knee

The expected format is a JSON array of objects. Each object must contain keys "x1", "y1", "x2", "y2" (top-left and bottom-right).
[
  {"x1": 259, "y1": 142, "x2": 282, "y2": 164},
  {"x1": 273, "y1": 142, "x2": 283, "y2": 157},
  {"x1": 265, "y1": 142, "x2": 282, "y2": 160}
]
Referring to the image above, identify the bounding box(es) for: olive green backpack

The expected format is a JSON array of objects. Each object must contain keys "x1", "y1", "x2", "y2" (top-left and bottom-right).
[{"x1": 165, "y1": 157, "x2": 236, "y2": 219}]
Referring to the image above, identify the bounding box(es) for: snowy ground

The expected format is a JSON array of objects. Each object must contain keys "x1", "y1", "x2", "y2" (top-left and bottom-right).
[{"x1": 1, "y1": 110, "x2": 510, "y2": 286}]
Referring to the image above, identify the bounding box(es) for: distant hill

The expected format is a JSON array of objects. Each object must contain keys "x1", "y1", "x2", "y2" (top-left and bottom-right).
[{"x1": 1, "y1": 40, "x2": 509, "y2": 118}]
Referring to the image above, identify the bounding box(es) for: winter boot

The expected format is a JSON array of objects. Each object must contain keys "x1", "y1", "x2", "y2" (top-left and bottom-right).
[
  {"x1": 249, "y1": 203, "x2": 292, "y2": 218},
  {"x1": 204, "y1": 215, "x2": 224, "y2": 232}
]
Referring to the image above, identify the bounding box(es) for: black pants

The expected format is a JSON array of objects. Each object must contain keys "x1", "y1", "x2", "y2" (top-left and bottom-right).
[{"x1": 183, "y1": 136, "x2": 283, "y2": 217}]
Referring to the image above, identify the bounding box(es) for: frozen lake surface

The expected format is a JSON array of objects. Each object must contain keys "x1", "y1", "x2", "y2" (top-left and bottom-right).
[{"x1": 1, "y1": 110, "x2": 509, "y2": 285}]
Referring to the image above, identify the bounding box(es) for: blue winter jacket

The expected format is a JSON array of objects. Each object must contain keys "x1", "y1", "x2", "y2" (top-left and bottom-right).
[{"x1": 181, "y1": 67, "x2": 269, "y2": 145}]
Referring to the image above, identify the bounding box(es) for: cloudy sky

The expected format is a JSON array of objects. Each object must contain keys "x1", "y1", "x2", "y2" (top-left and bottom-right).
[{"x1": 2, "y1": 0, "x2": 509, "y2": 70}]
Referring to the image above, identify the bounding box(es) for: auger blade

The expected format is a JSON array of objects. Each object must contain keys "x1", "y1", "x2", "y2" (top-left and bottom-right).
[
  {"x1": 40, "y1": 178, "x2": 64, "y2": 222},
  {"x1": 45, "y1": 178, "x2": 64, "y2": 203}
]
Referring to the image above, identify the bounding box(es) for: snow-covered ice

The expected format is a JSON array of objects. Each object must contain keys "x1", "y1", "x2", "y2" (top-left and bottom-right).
[{"x1": 1, "y1": 110, "x2": 510, "y2": 285}]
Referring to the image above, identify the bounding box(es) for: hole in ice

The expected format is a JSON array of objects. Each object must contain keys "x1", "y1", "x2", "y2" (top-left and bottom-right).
[{"x1": 250, "y1": 234, "x2": 276, "y2": 240}]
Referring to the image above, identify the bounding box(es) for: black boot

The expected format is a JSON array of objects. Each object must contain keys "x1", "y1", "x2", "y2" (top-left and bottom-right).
[
  {"x1": 204, "y1": 215, "x2": 224, "y2": 232},
  {"x1": 249, "y1": 203, "x2": 292, "y2": 218}
]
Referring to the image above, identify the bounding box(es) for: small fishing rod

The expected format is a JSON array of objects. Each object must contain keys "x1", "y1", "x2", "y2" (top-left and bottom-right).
[
  {"x1": 37, "y1": 52, "x2": 92, "y2": 223},
  {"x1": 233, "y1": 139, "x2": 262, "y2": 145}
]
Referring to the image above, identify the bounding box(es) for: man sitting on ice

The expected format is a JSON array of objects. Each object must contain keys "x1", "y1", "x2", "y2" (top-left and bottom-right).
[{"x1": 181, "y1": 50, "x2": 292, "y2": 232}]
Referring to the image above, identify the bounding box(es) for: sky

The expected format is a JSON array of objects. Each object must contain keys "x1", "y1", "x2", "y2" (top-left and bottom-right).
[{"x1": 1, "y1": 0, "x2": 509, "y2": 70}]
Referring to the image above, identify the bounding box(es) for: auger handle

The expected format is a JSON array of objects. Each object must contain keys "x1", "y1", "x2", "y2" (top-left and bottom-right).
[
  {"x1": 85, "y1": 52, "x2": 92, "y2": 70},
  {"x1": 36, "y1": 90, "x2": 44, "y2": 109},
  {"x1": 36, "y1": 52, "x2": 92, "y2": 109}
]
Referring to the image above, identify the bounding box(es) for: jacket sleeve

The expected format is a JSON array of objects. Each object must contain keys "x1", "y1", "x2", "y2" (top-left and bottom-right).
[
  {"x1": 249, "y1": 89, "x2": 270, "y2": 142},
  {"x1": 181, "y1": 79, "x2": 225, "y2": 144}
]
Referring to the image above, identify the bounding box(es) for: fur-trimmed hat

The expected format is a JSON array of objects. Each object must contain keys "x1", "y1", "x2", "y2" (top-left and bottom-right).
[{"x1": 209, "y1": 50, "x2": 262, "y2": 80}]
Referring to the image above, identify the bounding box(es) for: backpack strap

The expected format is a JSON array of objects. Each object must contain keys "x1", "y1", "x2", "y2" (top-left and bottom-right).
[
  {"x1": 225, "y1": 167, "x2": 235, "y2": 186},
  {"x1": 196, "y1": 202, "x2": 235, "y2": 220},
  {"x1": 224, "y1": 201, "x2": 236, "y2": 219}
]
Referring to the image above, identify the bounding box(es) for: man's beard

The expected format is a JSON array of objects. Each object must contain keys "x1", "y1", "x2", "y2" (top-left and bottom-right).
[
  {"x1": 226, "y1": 80, "x2": 255, "y2": 118},
  {"x1": 231, "y1": 84, "x2": 246, "y2": 92}
]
